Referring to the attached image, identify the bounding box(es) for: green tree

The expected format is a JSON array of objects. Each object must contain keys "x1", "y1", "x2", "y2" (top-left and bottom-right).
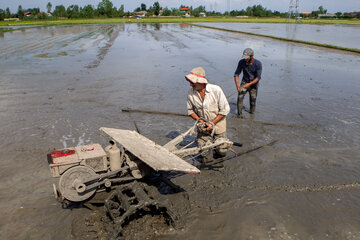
[
  {"x1": 81, "y1": 5, "x2": 95, "y2": 18},
  {"x1": 192, "y1": 6, "x2": 205, "y2": 17},
  {"x1": 38, "y1": 12, "x2": 48, "y2": 19},
  {"x1": 171, "y1": 8, "x2": 180, "y2": 16},
  {"x1": 53, "y1": 5, "x2": 66, "y2": 17},
  {"x1": 97, "y1": 0, "x2": 114, "y2": 17},
  {"x1": 252, "y1": 5, "x2": 265, "y2": 17},
  {"x1": 162, "y1": 7, "x2": 171, "y2": 16},
  {"x1": 153, "y1": 1, "x2": 161, "y2": 16},
  {"x1": 335, "y1": 12, "x2": 342, "y2": 18},
  {"x1": 5, "y1": 7, "x2": 11, "y2": 18},
  {"x1": 147, "y1": 6, "x2": 154, "y2": 15},
  {"x1": 245, "y1": 6, "x2": 252, "y2": 16},
  {"x1": 17, "y1": 5, "x2": 24, "y2": 19},
  {"x1": 141, "y1": 3, "x2": 146, "y2": 11},
  {"x1": 118, "y1": 5, "x2": 124, "y2": 17},
  {"x1": 318, "y1": 6, "x2": 327, "y2": 14},
  {"x1": 32, "y1": 8, "x2": 40, "y2": 15},
  {"x1": 66, "y1": 5, "x2": 80, "y2": 18},
  {"x1": 0, "y1": 9, "x2": 5, "y2": 20},
  {"x1": 47, "y1": 2, "x2": 52, "y2": 13}
]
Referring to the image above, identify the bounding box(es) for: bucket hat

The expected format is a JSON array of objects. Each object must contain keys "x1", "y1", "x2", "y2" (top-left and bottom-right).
[
  {"x1": 242, "y1": 48, "x2": 254, "y2": 59},
  {"x1": 185, "y1": 67, "x2": 208, "y2": 84}
]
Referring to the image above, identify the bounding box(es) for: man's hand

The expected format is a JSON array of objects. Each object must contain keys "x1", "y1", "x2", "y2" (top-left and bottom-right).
[
  {"x1": 243, "y1": 83, "x2": 251, "y2": 88},
  {"x1": 205, "y1": 122, "x2": 213, "y2": 131}
]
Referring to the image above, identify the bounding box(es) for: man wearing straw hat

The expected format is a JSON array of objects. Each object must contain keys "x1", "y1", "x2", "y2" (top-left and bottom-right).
[
  {"x1": 234, "y1": 48, "x2": 262, "y2": 118},
  {"x1": 186, "y1": 67, "x2": 230, "y2": 164}
]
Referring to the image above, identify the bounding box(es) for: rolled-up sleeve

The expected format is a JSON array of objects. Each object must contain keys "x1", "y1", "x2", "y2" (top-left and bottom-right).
[
  {"x1": 187, "y1": 92, "x2": 195, "y2": 116},
  {"x1": 255, "y1": 61, "x2": 262, "y2": 81},
  {"x1": 218, "y1": 88, "x2": 230, "y2": 116},
  {"x1": 234, "y1": 60, "x2": 243, "y2": 77}
]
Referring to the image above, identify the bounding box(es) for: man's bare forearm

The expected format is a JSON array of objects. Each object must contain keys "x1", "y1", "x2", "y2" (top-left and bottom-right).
[
  {"x1": 212, "y1": 114, "x2": 225, "y2": 125},
  {"x1": 190, "y1": 113, "x2": 204, "y2": 122},
  {"x1": 234, "y1": 76, "x2": 240, "y2": 90}
]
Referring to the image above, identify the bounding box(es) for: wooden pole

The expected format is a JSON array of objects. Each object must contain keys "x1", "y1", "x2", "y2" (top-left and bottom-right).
[{"x1": 121, "y1": 108, "x2": 316, "y2": 129}]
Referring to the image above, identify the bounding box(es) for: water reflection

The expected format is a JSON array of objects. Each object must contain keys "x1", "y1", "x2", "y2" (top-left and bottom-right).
[
  {"x1": 284, "y1": 24, "x2": 297, "y2": 80},
  {"x1": 197, "y1": 22, "x2": 360, "y2": 49},
  {"x1": 152, "y1": 23, "x2": 161, "y2": 30}
]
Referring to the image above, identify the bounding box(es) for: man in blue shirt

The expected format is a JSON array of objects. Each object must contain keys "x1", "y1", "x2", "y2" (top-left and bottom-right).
[{"x1": 234, "y1": 48, "x2": 262, "y2": 118}]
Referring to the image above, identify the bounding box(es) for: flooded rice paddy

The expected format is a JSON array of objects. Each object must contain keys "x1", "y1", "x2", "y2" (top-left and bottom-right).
[
  {"x1": 197, "y1": 22, "x2": 360, "y2": 50},
  {"x1": 0, "y1": 23, "x2": 360, "y2": 239}
]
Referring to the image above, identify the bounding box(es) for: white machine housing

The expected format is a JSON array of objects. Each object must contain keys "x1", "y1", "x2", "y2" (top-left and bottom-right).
[{"x1": 48, "y1": 143, "x2": 107, "y2": 177}]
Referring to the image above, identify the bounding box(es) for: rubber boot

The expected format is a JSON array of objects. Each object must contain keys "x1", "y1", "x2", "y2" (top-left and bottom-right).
[
  {"x1": 250, "y1": 104, "x2": 255, "y2": 114},
  {"x1": 200, "y1": 149, "x2": 213, "y2": 168}
]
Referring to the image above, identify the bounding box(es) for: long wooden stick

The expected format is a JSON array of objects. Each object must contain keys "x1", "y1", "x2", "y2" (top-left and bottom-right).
[
  {"x1": 226, "y1": 91, "x2": 238, "y2": 98},
  {"x1": 121, "y1": 108, "x2": 316, "y2": 129},
  {"x1": 212, "y1": 140, "x2": 279, "y2": 165},
  {"x1": 122, "y1": 108, "x2": 188, "y2": 117}
]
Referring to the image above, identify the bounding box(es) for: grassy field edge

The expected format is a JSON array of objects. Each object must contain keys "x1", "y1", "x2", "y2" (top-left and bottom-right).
[{"x1": 0, "y1": 17, "x2": 359, "y2": 27}]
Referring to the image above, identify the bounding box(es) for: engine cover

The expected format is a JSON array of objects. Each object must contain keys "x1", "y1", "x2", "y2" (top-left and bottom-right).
[{"x1": 48, "y1": 144, "x2": 107, "y2": 177}]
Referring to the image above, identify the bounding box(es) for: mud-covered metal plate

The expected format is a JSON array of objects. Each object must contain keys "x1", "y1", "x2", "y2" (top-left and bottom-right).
[{"x1": 100, "y1": 127, "x2": 200, "y2": 173}]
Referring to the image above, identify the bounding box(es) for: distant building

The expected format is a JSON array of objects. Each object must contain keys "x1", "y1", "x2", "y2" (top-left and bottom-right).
[
  {"x1": 4, "y1": 18, "x2": 20, "y2": 21},
  {"x1": 236, "y1": 15, "x2": 249, "y2": 18},
  {"x1": 132, "y1": 11, "x2": 147, "y2": 17},
  {"x1": 199, "y1": 12, "x2": 206, "y2": 17},
  {"x1": 348, "y1": 12, "x2": 360, "y2": 16},
  {"x1": 318, "y1": 13, "x2": 336, "y2": 18},
  {"x1": 24, "y1": 12, "x2": 32, "y2": 17},
  {"x1": 180, "y1": 8, "x2": 190, "y2": 17},
  {"x1": 34, "y1": 12, "x2": 52, "y2": 18}
]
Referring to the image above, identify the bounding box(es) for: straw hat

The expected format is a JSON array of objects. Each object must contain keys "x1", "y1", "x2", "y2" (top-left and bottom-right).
[{"x1": 185, "y1": 67, "x2": 208, "y2": 84}]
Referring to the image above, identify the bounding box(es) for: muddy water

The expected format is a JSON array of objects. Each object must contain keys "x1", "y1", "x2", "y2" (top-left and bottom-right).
[
  {"x1": 197, "y1": 22, "x2": 360, "y2": 50},
  {"x1": 0, "y1": 23, "x2": 360, "y2": 239}
]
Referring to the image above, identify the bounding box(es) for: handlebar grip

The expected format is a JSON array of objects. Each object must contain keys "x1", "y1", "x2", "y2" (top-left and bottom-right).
[{"x1": 196, "y1": 117, "x2": 215, "y2": 136}]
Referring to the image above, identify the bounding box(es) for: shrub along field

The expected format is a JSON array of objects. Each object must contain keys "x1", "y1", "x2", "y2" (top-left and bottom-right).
[{"x1": 0, "y1": 17, "x2": 359, "y2": 26}]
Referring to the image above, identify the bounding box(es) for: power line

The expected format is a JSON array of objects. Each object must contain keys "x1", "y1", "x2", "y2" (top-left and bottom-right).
[{"x1": 288, "y1": 0, "x2": 300, "y2": 21}]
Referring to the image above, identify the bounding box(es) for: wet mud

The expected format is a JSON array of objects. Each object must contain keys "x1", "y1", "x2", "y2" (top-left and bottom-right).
[{"x1": 0, "y1": 23, "x2": 360, "y2": 240}]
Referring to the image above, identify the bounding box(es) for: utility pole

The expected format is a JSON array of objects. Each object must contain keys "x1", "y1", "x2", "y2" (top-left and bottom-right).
[
  {"x1": 227, "y1": 0, "x2": 230, "y2": 15},
  {"x1": 288, "y1": 0, "x2": 300, "y2": 21}
]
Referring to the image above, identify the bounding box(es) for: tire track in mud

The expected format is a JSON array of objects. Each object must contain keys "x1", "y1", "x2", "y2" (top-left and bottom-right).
[
  {"x1": 0, "y1": 37, "x2": 37, "y2": 51},
  {"x1": 0, "y1": 26, "x2": 106, "y2": 57},
  {"x1": 210, "y1": 140, "x2": 360, "y2": 193},
  {"x1": 0, "y1": 35, "x2": 72, "y2": 56},
  {"x1": 0, "y1": 36, "x2": 56, "y2": 54},
  {"x1": 85, "y1": 25, "x2": 121, "y2": 69},
  {"x1": 141, "y1": 26, "x2": 188, "y2": 51},
  {"x1": 239, "y1": 182, "x2": 360, "y2": 193}
]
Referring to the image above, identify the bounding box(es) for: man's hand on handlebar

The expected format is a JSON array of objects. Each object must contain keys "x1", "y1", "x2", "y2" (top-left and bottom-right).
[{"x1": 205, "y1": 122, "x2": 213, "y2": 131}]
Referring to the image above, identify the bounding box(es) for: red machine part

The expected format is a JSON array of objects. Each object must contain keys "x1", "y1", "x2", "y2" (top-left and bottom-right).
[{"x1": 50, "y1": 149, "x2": 76, "y2": 160}]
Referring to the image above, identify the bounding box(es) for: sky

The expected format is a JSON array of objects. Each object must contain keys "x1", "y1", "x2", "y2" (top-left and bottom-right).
[{"x1": 1, "y1": 0, "x2": 359, "y2": 14}]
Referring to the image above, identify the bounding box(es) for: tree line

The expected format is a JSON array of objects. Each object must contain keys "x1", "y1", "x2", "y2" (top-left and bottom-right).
[{"x1": 0, "y1": 0, "x2": 359, "y2": 20}]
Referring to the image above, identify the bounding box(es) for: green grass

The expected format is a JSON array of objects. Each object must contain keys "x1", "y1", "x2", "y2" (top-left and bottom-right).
[{"x1": 0, "y1": 17, "x2": 359, "y2": 27}]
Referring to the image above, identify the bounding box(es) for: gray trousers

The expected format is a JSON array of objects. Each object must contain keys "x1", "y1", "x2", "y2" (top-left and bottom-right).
[
  {"x1": 197, "y1": 131, "x2": 227, "y2": 161},
  {"x1": 237, "y1": 85, "x2": 258, "y2": 115}
]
